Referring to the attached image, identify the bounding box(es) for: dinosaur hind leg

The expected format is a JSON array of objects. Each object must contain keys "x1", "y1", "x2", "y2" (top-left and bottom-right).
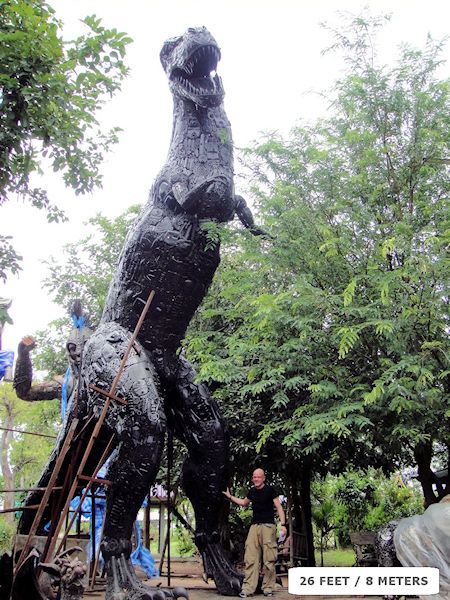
[
  {"x1": 159, "y1": 352, "x2": 242, "y2": 596},
  {"x1": 82, "y1": 323, "x2": 187, "y2": 600}
]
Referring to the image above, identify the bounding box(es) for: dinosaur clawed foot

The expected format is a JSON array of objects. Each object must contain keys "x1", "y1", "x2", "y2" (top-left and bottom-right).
[
  {"x1": 201, "y1": 541, "x2": 243, "y2": 596},
  {"x1": 106, "y1": 554, "x2": 188, "y2": 600}
]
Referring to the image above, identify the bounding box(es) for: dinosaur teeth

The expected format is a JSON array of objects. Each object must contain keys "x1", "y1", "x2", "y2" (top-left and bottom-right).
[{"x1": 174, "y1": 45, "x2": 223, "y2": 100}]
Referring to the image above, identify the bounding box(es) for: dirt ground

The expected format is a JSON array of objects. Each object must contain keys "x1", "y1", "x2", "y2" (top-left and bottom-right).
[{"x1": 81, "y1": 557, "x2": 383, "y2": 600}]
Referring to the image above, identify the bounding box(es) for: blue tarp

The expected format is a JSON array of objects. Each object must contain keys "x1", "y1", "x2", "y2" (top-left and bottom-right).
[
  {"x1": 49, "y1": 461, "x2": 158, "y2": 578},
  {"x1": 0, "y1": 350, "x2": 14, "y2": 381},
  {"x1": 61, "y1": 367, "x2": 71, "y2": 419}
]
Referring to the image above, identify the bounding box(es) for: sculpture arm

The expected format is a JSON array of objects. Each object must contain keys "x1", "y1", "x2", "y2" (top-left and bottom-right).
[
  {"x1": 235, "y1": 195, "x2": 272, "y2": 237},
  {"x1": 13, "y1": 336, "x2": 62, "y2": 401}
]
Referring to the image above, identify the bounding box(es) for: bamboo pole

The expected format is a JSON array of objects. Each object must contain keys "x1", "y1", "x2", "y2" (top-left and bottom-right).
[
  {"x1": 0, "y1": 505, "x2": 40, "y2": 514},
  {"x1": 0, "y1": 486, "x2": 69, "y2": 494},
  {"x1": 0, "y1": 426, "x2": 56, "y2": 439}
]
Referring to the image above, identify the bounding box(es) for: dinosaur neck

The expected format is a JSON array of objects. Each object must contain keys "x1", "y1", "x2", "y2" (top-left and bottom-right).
[{"x1": 166, "y1": 96, "x2": 234, "y2": 187}]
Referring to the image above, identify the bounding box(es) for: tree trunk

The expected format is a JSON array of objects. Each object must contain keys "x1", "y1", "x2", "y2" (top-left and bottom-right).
[
  {"x1": 0, "y1": 394, "x2": 15, "y2": 524},
  {"x1": 414, "y1": 440, "x2": 438, "y2": 506},
  {"x1": 287, "y1": 460, "x2": 316, "y2": 567},
  {"x1": 299, "y1": 465, "x2": 316, "y2": 566}
]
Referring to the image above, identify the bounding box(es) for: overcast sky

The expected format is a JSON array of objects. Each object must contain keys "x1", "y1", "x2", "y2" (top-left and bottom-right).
[{"x1": 2, "y1": 0, "x2": 449, "y2": 357}]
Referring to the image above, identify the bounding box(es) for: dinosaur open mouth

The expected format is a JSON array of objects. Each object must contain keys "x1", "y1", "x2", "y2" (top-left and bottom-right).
[{"x1": 172, "y1": 45, "x2": 223, "y2": 99}]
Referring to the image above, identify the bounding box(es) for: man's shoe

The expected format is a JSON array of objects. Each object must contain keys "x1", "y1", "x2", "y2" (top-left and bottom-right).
[
  {"x1": 263, "y1": 592, "x2": 273, "y2": 597},
  {"x1": 239, "y1": 592, "x2": 247, "y2": 598}
]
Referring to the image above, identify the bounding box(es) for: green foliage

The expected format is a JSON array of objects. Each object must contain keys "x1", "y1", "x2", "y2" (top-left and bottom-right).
[
  {"x1": 33, "y1": 205, "x2": 140, "y2": 375},
  {"x1": 323, "y1": 469, "x2": 423, "y2": 544},
  {"x1": 0, "y1": 0, "x2": 132, "y2": 279},
  {"x1": 200, "y1": 220, "x2": 227, "y2": 251},
  {"x1": 312, "y1": 498, "x2": 338, "y2": 565},
  {"x1": 0, "y1": 298, "x2": 13, "y2": 327},
  {"x1": 185, "y1": 15, "x2": 450, "y2": 498},
  {"x1": 0, "y1": 382, "x2": 60, "y2": 516},
  {"x1": 0, "y1": 515, "x2": 15, "y2": 553},
  {"x1": 310, "y1": 469, "x2": 422, "y2": 555},
  {"x1": 173, "y1": 526, "x2": 196, "y2": 557},
  {"x1": 0, "y1": 236, "x2": 22, "y2": 282}
]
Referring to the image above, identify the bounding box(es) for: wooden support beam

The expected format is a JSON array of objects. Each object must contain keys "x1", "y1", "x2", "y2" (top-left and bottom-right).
[
  {"x1": 0, "y1": 486, "x2": 70, "y2": 494},
  {"x1": 0, "y1": 426, "x2": 56, "y2": 439},
  {"x1": 51, "y1": 435, "x2": 115, "y2": 559},
  {"x1": 0, "y1": 505, "x2": 40, "y2": 514},
  {"x1": 88, "y1": 384, "x2": 128, "y2": 406},
  {"x1": 78, "y1": 475, "x2": 112, "y2": 486},
  {"x1": 14, "y1": 418, "x2": 79, "y2": 574}
]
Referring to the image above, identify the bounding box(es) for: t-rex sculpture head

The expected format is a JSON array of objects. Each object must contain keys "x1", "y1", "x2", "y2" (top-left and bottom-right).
[{"x1": 160, "y1": 26, "x2": 224, "y2": 108}]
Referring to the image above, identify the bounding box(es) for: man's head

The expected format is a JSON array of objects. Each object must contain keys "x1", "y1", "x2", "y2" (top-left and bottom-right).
[{"x1": 252, "y1": 468, "x2": 266, "y2": 489}]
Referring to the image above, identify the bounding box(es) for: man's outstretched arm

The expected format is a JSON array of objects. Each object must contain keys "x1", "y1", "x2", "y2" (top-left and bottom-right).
[{"x1": 223, "y1": 487, "x2": 250, "y2": 507}]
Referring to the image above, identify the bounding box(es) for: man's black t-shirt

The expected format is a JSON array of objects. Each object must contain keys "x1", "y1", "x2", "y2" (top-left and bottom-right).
[{"x1": 247, "y1": 484, "x2": 278, "y2": 524}]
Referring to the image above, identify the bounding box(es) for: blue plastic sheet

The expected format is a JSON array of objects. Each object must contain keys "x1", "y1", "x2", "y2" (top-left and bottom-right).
[
  {"x1": 0, "y1": 350, "x2": 14, "y2": 381},
  {"x1": 60, "y1": 367, "x2": 71, "y2": 419},
  {"x1": 55, "y1": 461, "x2": 158, "y2": 578}
]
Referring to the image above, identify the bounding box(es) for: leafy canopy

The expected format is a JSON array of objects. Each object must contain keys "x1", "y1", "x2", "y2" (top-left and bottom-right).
[
  {"x1": 185, "y1": 14, "x2": 450, "y2": 496},
  {"x1": 0, "y1": 0, "x2": 132, "y2": 280}
]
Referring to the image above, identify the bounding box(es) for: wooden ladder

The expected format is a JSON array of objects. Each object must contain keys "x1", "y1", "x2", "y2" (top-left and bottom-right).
[{"x1": 13, "y1": 290, "x2": 156, "y2": 580}]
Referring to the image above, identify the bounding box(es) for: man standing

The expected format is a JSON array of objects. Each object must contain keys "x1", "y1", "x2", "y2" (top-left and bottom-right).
[{"x1": 223, "y1": 468, "x2": 287, "y2": 597}]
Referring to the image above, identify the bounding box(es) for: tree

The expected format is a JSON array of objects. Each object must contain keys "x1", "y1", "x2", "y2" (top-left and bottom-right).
[
  {"x1": 0, "y1": 382, "x2": 59, "y2": 526},
  {"x1": 0, "y1": 0, "x2": 132, "y2": 280},
  {"x1": 184, "y1": 12, "x2": 449, "y2": 550},
  {"x1": 312, "y1": 499, "x2": 337, "y2": 566}
]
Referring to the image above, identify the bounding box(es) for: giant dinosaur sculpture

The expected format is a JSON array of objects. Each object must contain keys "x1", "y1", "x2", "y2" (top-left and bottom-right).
[{"x1": 18, "y1": 26, "x2": 264, "y2": 599}]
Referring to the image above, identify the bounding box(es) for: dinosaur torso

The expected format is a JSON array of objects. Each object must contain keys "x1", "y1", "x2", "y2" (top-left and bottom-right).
[{"x1": 102, "y1": 28, "x2": 235, "y2": 352}]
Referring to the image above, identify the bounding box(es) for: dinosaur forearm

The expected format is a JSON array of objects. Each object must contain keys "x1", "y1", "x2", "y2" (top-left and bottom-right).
[
  {"x1": 17, "y1": 380, "x2": 62, "y2": 402},
  {"x1": 13, "y1": 346, "x2": 33, "y2": 399},
  {"x1": 235, "y1": 195, "x2": 271, "y2": 237},
  {"x1": 13, "y1": 344, "x2": 62, "y2": 401}
]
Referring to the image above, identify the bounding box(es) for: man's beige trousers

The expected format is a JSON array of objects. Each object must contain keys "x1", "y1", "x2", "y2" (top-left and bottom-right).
[{"x1": 242, "y1": 523, "x2": 278, "y2": 594}]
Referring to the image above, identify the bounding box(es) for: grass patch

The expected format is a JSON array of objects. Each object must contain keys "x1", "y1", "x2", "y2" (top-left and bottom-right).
[{"x1": 315, "y1": 548, "x2": 355, "y2": 566}]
